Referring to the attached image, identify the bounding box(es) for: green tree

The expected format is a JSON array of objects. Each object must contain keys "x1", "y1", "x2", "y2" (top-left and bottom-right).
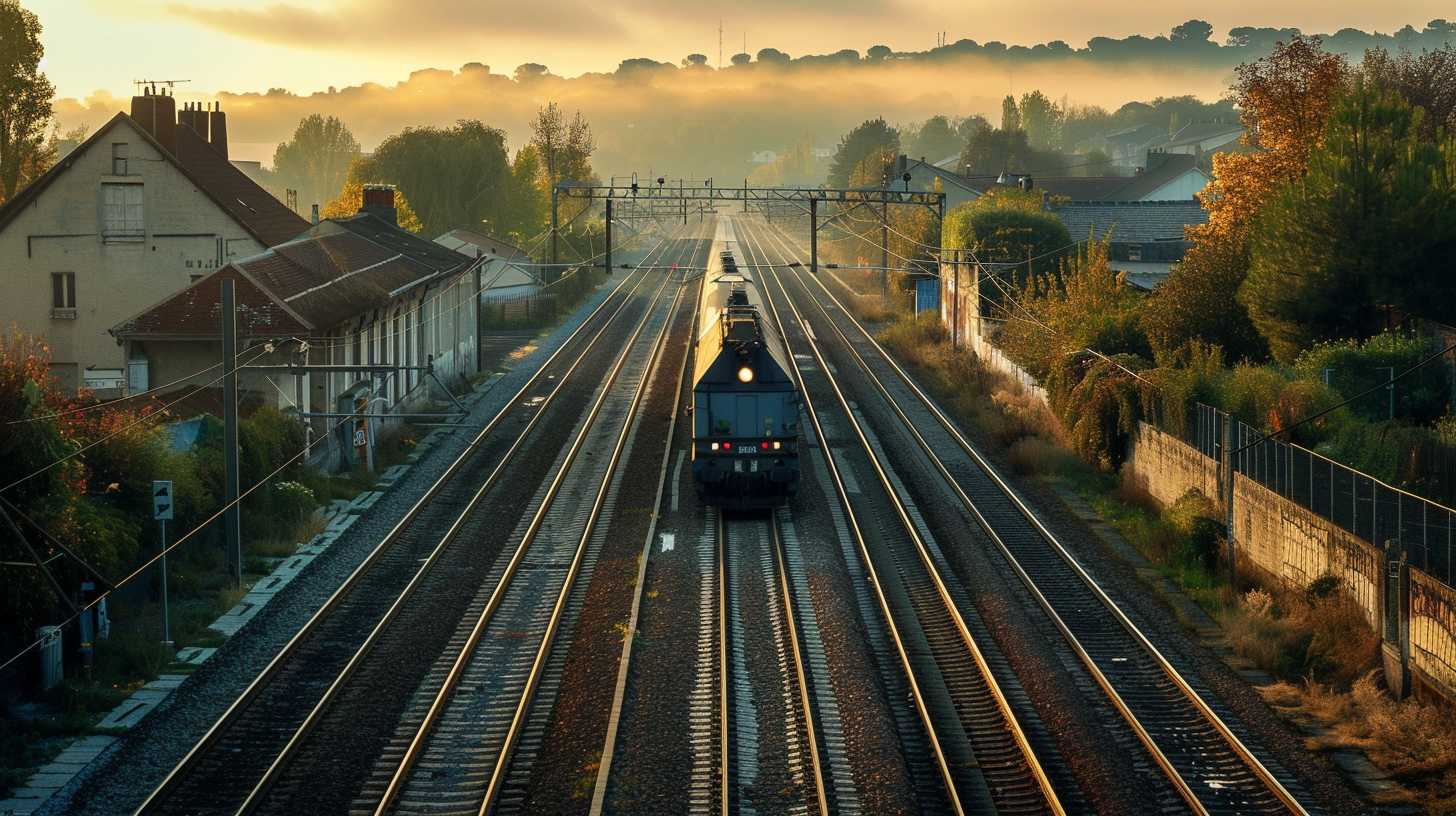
[
  {"x1": 531, "y1": 102, "x2": 596, "y2": 189},
  {"x1": 1242, "y1": 83, "x2": 1456, "y2": 361},
  {"x1": 1018, "y1": 90, "x2": 1063, "y2": 150},
  {"x1": 271, "y1": 114, "x2": 361, "y2": 210},
  {"x1": 827, "y1": 117, "x2": 898, "y2": 188},
  {"x1": 1360, "y1": 46, "x2": 1456, "y2": 139},
  {"x1": 322, "y1": 162, "x2": 424, "y2": 233},
  {"x1": 499, "y1": 144, "x2": 548, "y2": 242},
  {"x1": 943, "y1": 189, "x2": 1072, "y2": 292},
  {"x1": 905, "y1": 115, "x2": 962, "y2": 161},
  {"x1": 1000, "y1": 94, "x2": 1021, "y2": 132},
  {"x1": 955, "y1": 114, "x2": 992, "y2": 143},
  {"x1": 958, "y1": 127, "x2": 1066, "y2": 177},
  {"x1": 1142, "y1": 238, "x2": 1266, "y2": 363},
  {"x1": 358, "y1": 121, "x2": 512, "y2": 236},
  {"x1": 0, "y1": 0, "x2": 53, "y2": 201}
]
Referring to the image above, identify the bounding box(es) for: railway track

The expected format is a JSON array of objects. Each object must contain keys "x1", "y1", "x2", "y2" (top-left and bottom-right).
[
  {"x1": 736, "y1": 220, "x2": 1062, "y2": 816},
  {"x1": 719, "y1": 509, "x2": 830, "y2": 816},
  {"x1": 750, "y1": 216, "x2": 1315, "y2": 816},
  {"x1": 364, "y1": 235, "x2": 693, "y2": 815},
  {"x1": 135, "y1": 227, "x2": 687, "y2": 816}
]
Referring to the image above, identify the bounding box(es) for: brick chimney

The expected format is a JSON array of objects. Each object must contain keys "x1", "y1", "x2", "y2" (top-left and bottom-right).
[
  {"x1": 207, "y1": 102, "x2": 228, "y2": 159},
  {"x1": 177, "y1": 102, "x2": 205, "y2": 138},
  {"x1": 361, "y1": 184, "x2": 397, "y2": 226},
  {"x1": 130, "y1": 86, "x2": 177, "y2": 156}
]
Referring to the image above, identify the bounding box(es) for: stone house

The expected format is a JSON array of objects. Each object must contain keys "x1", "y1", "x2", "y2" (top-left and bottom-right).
[{"x1": 0, "y1": 87, "x2": 306, "y2": 393}]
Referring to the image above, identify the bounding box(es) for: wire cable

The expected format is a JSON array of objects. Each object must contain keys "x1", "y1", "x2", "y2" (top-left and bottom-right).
[
  {"x1": 0, "y1": 389, "x2": 371, "y2": 675},
  {"x1": 0, "y1": 343, "x2": 279, "y2": 494}
]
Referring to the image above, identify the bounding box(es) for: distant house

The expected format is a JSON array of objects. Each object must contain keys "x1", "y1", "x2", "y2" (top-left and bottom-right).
[
  {"x1": 997, "y1": 152, "x2": 1211, "y2": 202},
  {"x1": 0, "y1": 88, "x2": 306, "y2": 394},
  {"x1": 434, "y1": 228, "x2": 541, "y2": 301},
  {"x1": 1050, "y1": 200, "x2": 1209, "y2": 288},
  {"x1": 750, "y1": 149, "x2": 779, "y2": 164},
  {"x1": 1095, "y1": 123, "x2": 1167, "y2": 166},
  {"x1": 1146, "y1": 121, "x2": 1245, "y2": 157},
  {"x1": 895, "y1": 149, "x2": 1210, "y2": 211},
  {"x1": 112, "y1": 187, "x2": 486, "y2": 464},
  {"x1": 890, "y1": 155, "x2": 985, "y2": 211}
]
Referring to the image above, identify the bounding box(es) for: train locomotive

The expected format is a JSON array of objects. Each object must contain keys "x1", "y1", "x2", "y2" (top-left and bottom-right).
[{"x1": 690, "y1": 222, "x2": 800, "y2": 508}]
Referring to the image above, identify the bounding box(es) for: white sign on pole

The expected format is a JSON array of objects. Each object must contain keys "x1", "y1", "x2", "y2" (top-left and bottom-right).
[{"x1": 152, "y1": 480, "x2": 174, "y2": 520}]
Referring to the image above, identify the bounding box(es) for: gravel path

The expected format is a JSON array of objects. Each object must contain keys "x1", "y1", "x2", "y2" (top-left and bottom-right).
[{"x1": 39, "y1": 268, "x2": 639, "y2": 816}]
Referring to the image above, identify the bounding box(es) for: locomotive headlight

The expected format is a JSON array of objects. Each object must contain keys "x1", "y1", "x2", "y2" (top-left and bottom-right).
[{"x1": 736, "y1": 365, "x2": 754, "y2": 383}]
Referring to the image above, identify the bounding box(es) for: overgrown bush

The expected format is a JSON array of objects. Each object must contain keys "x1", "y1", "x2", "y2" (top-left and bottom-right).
[
  {"x1": 1222, "y1": 578, "x2": 1378, "y2": 687},
  {"x1": 1295, "y1": 332, "x2": 1452, "y2": 424}
]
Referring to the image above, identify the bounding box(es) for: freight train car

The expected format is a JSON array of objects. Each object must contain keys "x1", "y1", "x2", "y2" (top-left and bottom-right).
[{"x1": 690, "y1": 221, "x2": 800, "y2": 508}]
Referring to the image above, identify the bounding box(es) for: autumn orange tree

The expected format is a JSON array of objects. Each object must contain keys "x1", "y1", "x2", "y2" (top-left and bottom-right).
[{"x1": 1144, "y1": 36, "x2": 1348, "y2": 361}]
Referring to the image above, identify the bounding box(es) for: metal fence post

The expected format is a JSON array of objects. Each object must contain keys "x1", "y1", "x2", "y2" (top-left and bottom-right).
[
  {"x1": 1224, "y1": 409, "x2": 1237, "y2": 584},
  {"x1": 1383, "y1": 541, "x2": 1411, "y2": 698}
]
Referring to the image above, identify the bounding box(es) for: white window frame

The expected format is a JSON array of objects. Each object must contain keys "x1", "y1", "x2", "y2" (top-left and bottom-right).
[{"x1": 101, "y1": 183, "x2": 144, "y2": 242}]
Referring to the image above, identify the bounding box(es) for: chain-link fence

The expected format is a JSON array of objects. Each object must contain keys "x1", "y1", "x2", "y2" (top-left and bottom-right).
[{"x1": 1185, "y1": 403, "x2": 1456, "y2": 586}]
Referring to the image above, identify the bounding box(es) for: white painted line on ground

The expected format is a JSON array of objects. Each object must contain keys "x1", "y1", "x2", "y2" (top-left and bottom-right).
[{"x1": 671, "y1": 449, "x2": 687, "y2": 512}]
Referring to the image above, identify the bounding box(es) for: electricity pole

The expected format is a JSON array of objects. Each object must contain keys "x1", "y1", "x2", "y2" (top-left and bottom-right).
[
  {"x1": 550, "y1": 185, "x2": 560, "y2": 282},
  {"x1": 880, "y1": 199, "x2": 889, "y2": 300},
  {"x1": 221, "y1": 278, "x2": 241, "y2": 588},
  {"x1": 809, "y1": 197, "x2": 818, "y2": 275},
  {"x1": 605, "y1": 198, "x2": 613, "y2": 278}
]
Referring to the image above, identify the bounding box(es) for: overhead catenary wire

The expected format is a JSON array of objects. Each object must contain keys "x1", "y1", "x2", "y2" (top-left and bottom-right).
[
  {"x1": 7, "y1": 362, "x2": 223, "y2": 425},
  {"x1": 0, "y1": 342, "x2": 280, "y2": 495},
  {"x1": 0, "y1": 376, "x2": 382, "y2": 676}
]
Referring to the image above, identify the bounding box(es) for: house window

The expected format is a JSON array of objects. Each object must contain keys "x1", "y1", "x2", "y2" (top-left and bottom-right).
[
  {"x1": 101, "y1": 183, "x2": 144, "y2": 241},
  {"x1": 51, "y1": 272, "x2": 76, "y2": 317},
  {"x1": 1128, "y1": 245, "x2": 1143, "y2": 262},
  {"x1": 111, "y1": 143, "x2": 129, "y2": 175}
]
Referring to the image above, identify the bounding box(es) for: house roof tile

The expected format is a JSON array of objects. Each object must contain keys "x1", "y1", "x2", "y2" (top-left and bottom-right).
[
  {"x1": 1050, "y1": 200, "x2": 1208, "y2": 243},
  {"x1": 112, "y1": 213, "x2": 473, "y2": 340}
]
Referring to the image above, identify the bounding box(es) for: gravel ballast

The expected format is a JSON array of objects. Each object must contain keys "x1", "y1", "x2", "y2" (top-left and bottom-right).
[{"x1": 39, "y1": 266, "x2": 643, "y2": 816}]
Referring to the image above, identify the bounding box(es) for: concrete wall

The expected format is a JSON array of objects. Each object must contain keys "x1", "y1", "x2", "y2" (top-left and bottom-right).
[
  {"x1": 0, "y1": 117, "x2": 266, "y2": 392},
  {"x1": 1232, "y1": 474, "x2": 1383, "y2": 632},
  {"x1": 1124, "y1": 422, "x2": 1222, "y2": 510},
  {"x1": 1411, "y1": 570, "x2": 1456, "y2": 698}
]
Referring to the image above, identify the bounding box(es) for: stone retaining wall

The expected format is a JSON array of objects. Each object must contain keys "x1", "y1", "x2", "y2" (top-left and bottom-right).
[
  {"x1": 1125, "y1": 422, "x2": 1222, "y2": 511},
  {"x1": 1232, "y1": 474, "x2": 1384, "y2": 632},
  {"x1": 1411, "y1": 569, "x2": 1456, "y2": 697}
]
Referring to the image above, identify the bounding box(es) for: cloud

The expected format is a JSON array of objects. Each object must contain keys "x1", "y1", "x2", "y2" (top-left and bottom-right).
[{"x1": 165, "y1": 0, "x2": 627, "y2": 47}]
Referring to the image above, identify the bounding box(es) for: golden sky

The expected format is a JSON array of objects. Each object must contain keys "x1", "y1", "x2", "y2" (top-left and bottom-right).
[{"x1": 36, "y1": 0, "x2": 1456, "y2": 99}]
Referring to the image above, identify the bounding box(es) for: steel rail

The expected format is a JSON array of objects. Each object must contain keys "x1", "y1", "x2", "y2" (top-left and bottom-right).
[
  {"x1": 763, "y1": 219, "x2": 1310, "y2": 816},
  {"x1": 769, "y1": 512, "x2": 832, "y2": 816},
  {"x1": 717, "y1": 510, "x2": 730, "y2": 816},
  {"x1": 743, "y1": 218, "x2": 1061, "y2": 815},
  {"x1": 233, "y1": 232, "x2": 687, "y2": 815},
  {"x1": 734, "y1": 219, "x2": 968, "y2": 816},
  {"x1": 371, "y1": 238, "x2": 686, "y2": 815},
  {"x1": 135, "y1": 227, "x2": 677, "y2": 816},
  {"x1": 475, "y1": 266, "x2": 689, "y2": 814},
  {"x1": 588, "y1": 261, "x2": 706, "y2": 815}
]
